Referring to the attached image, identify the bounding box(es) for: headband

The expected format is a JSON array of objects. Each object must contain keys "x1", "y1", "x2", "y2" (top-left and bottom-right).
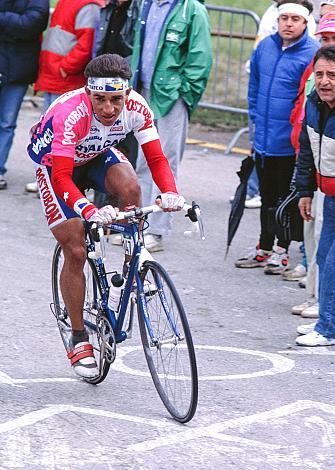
[
  {"x1": 278, "y1": 3, "x2": 310, "y2": 21},
  {"x1": 87, "y1": 77, "x2": 129, "y2": 92}
]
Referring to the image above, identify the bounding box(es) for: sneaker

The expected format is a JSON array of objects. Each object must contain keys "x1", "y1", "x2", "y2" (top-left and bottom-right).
[
  {"x1": 0, "y1": 175, "x2": 7, "y2": 190},
  {"x1": 144, "y1": 233, "x2": 163, "y2": 253},
  {"x1": 245, "y1": 194, "x2": 261, "y2": 209},
  {"x1": 301, "y1": 303, "x2": 319, "y2": 319},
  {"x1": 282, "y1": 263, "x2": 307, "y2": 281},
  {"x1": 235, "y1": 246, "x2": 271, "y2": 268},
  {"x1": 298, "y1": 276, "x2": 307, "y2": 288},
  {"x1": 291, "y1": 297, "x2": 316, "y2": 315},
  {"x1": 68, "y1": 339, "x2": 99, "y2": 379},
  {"x1": 296, "y1": 322, "x2": 317, "y2": 335},
  {"x1": 264, "y1": 248, "x2": 289, "y2": 275},
  {"x1": 296, "y1": 330, "x2": 335, "y2": 347},
  {"x1": 25, "y1": 181, "x2": 38, "y2": 193}
]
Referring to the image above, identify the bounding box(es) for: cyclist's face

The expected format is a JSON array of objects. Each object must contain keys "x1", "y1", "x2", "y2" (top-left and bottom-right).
[{"x1": 87, "y1": 89, "x2": 129, "y2": 126}]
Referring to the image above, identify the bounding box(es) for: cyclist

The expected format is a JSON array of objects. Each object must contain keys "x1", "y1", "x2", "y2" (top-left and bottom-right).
[{"x1": 27, "y1": 54, "x2": 185, "y2": 379}]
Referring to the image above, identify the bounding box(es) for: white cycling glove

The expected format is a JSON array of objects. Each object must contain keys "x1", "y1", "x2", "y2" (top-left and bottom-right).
[
  {"x1": 157, "y1": 192, "x2": 185, "y2": 211},
  {"x1": 87, "y1": 205, "x2": 118, "y2": 225}
]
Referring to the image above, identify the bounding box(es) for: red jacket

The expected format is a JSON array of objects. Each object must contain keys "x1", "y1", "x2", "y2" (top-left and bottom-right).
[
  {"x1": 35, "y1": 0, "x2": 103, "y2": 94},
  {"x1": 290, "y1": 59, "x2": 314, "y2": 156}
]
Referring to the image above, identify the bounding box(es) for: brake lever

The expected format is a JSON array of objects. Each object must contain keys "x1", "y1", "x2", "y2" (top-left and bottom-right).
[{"x1": 184, "y1": 201, "x2": 205, "y2": 240}]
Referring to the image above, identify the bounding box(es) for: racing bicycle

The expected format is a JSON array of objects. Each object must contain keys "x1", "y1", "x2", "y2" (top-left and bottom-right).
[{"x1": 51, "y1": 202, "x2": 204, "y2": 423}]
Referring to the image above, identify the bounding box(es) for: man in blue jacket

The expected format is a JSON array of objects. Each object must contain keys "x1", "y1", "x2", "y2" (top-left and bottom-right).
[
  {"x1": 0, "y1": 0, "x2": 49, "y2": 190},
  {"x1": 236, "y1": 0, "x2": 319, "y2": 274}
]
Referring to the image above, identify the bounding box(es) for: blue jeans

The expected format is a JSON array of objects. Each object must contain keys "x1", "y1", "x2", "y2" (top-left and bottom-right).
[
  {"x1": 0, "y1": 83, "x2": 28, "y2": 175},
  {"x1": 315, "y1": 196, "x2": 335, "y2": 339},
  {"x1": 247, "y1": 166, "x2": 259, "y2": 198},
  {"x1": 43, "y1": 92, "x2": 61, "y2": 113}
]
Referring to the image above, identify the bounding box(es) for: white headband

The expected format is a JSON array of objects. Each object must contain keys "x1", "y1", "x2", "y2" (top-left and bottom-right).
[
  {"x1": 87, "y1": 77, "x2": 129, "y2": 92},
  {"x1": 278, "y1": 3, "x2": 310, "y2": 21}
]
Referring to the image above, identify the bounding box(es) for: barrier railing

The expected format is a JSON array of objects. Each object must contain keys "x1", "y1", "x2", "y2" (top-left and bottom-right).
[{"x1": 200, "y1": 5, "x2": 260, "y2": 153}]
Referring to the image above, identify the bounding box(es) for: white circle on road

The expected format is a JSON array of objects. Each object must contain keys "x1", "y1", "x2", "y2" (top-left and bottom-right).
[{"x1": 112, "y1": 345, "x2": 295, "y2": 381}]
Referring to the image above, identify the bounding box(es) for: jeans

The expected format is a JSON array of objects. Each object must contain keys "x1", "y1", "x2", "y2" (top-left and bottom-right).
[
  {"x1": 247, "y1": 166, "x2": 259, "y2": 198},
  {"x1": 43, "y1": 92, "x2": 61, "y2": 113},
  {"x1": 0, "y1": 83, "x2": 28, "y2": 175},
  {"x1": 315, "y1": 196, "x2": 335, "y2": 339}
]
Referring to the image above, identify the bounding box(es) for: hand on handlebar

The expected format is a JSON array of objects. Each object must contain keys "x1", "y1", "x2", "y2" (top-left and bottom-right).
[
  {"x1": 86, "y1": 205, "x2": 119, "y2": 225},
  {"x1": 156, "y1": 192, "x2": 185, "y2": 212}
]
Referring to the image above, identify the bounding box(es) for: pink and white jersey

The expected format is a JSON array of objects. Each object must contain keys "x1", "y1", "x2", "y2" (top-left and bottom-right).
[{"x1": 27, "y1": 87, "x2": 159, "y2": 166}]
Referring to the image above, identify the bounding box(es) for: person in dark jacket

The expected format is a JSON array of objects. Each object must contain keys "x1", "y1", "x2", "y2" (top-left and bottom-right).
[
  {"x1": 235, "y1": 0, "x2": 319, "y2": 274},
  {"x1": 0, "y1": 0, "x2": 49, "y2": 189}
]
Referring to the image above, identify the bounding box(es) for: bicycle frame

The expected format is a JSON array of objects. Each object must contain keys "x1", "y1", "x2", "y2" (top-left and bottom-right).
[{"x1": 84, "y1": 201, "x2": 204, "y2": 345}]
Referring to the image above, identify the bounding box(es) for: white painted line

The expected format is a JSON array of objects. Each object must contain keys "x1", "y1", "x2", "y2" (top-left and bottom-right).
[
  {"x1": 0, "y1": 371, "x2": 22, "y2": 387},
  {"x1": 14, "y1": 377, "x2": 78, "y2": 384},
  {"x1": 278, "y1": 348, "x2": 335, "y2": 355},
  {"x1": 125, "y1": 400, "x2": 335, "y2": 453},
  {"x1": 0, "y1": 405, "x2": 176, "y2": 435},
  {"x1": 112, "y1": 345, "x2": 295, "y2": 381}
]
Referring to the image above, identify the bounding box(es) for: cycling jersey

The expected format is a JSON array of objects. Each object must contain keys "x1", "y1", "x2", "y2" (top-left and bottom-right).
[
  {"x1": 27, "y1": 87, "x2": 178, "y2": 222},
  {"x1": 28, "y1": 87, "x2": 159, "y2": 167}
]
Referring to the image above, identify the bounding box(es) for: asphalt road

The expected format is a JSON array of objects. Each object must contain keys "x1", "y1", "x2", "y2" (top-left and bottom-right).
[{"x1": 0, "y1": 101, "x2": 334, "y2": 469}]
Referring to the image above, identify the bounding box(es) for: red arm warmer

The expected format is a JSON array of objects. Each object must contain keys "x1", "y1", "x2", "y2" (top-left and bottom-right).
[
  {"x1": 51, "y1": 155, "x2": 96, "y2": 219},
  {"x1": 141, "y1": 139, "x2": 178, "y2": 194}
]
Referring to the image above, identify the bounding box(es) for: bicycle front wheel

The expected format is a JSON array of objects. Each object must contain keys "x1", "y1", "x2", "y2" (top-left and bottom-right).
[
  {"x1": 51, "y1": 243, "x2": 115, "y2": 384},
  {"x1": 137, "y1": 260, "x2": 198, "y2": 423}
]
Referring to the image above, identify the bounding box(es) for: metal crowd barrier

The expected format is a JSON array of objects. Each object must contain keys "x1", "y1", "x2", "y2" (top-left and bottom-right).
[{"x1": 201, "y1": 5, "x2": 260, "y2": 154}]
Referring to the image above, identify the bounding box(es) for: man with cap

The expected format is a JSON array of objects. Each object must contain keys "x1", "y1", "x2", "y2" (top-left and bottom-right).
[{"x1": 236, "y1": 0, "x2": 319, "y2": 274}]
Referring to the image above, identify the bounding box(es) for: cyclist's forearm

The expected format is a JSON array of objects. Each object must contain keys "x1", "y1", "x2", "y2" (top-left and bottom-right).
[
  {"x1": 51, "y1": 155, "x2": 96, "y2": 219},
  {"x1": 141, "y1": 140, "x2": 178, "y2": 194}
]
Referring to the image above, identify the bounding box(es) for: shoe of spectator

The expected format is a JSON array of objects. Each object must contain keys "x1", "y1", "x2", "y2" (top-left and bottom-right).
[
  {"x1": 264, "y1": 248, "x2": 289, "y2": 275},
  {"x1": 0, "y1": 175, "x2": 7, "y2": 190},
  {"x1": 245, "y1": 194, "x2": 261, "y2": 209},
  {"x1": 144, "y1": 234, "x2": 164, "y2": 253},
  {"x1": 25, "y1": 181, "x2": 38, "y2": 193},
  {"x1": 298, "y1": 276, "x2": 307, "y2": 288},
  {"x1": 301, "y1": 303, "x2": 319, "y2": 318},
  {"x1": 235, "y1": 246, "x2": 271, "y2": 268},
  {"x1": 296, "y1": 322, "x2": 317, "y2": 336},
  {"x1": 291, "y1": 297, "x2": 316, "y2": 315},
  {"x1": 282, "y1": 263, "x2": 307, "y2": 281},
  {"x1": 296, "y1": 331, "x2": 335, "y2": 347},
  {"x1": 229, "y1": 195, "x2": 234, "y2": 203}
]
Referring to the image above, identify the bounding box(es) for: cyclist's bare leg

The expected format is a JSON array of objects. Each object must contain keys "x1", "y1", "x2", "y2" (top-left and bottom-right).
[
  {"x1": 105, "y1": 163, "x2": 142, "y2": 268},
  {"x1": 105, "y1": 162, "x2": 141, "y2": 208},
  {"x1": 51, "y1": 218, "x2": 86, "y2": 331}
]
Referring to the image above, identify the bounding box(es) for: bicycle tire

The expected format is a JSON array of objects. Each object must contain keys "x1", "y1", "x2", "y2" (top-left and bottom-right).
[
  {"x1": 137, "y1": 260, "x2": 198, "y2": 423},
  {"x1": 51, "y1": 243, "x2": 115, "y2": 384}
]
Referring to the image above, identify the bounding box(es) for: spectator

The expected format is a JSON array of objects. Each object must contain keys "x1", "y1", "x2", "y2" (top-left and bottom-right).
[
  {"x1": 131, "y1": 0, "x2": 212, "y2": 252},
  {"x1": 290, "y1": 11, "x2": 335, "y2": 317},
  {"x1": 0, "y1": 0, "x2": 49, "y2": 190},
  {"x1": 25, "y1": 0, "x2": 102, "y2": 193},
  {"x1": 235, "y1": 0, "x2": 319, "y2": 274},
  {"x1": 93, "y1": 0, "x2": 141, "y2": 205},
  {"x1": 94, "y1": 0, "x2": 141, "y2": 62},
  {"x1": 296, "y1": 46, "x2": 335, "y2": 346},
  {"x1": 241, "y1": 0, "x2": 316, "y2": 210}
]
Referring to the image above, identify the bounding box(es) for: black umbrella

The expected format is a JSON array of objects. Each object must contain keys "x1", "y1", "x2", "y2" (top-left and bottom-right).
[{"x1": 226, "y1": 155, "x2": 255, "y2": 256}]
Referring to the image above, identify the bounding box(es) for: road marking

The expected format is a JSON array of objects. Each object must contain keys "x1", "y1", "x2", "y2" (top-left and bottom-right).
[
  {"x1": 278, "y1": 348, "x2": 335, "y2": 355},
  {"x1": 112, "y1": 345, "x2": 295, "y2": 380},
  {"x1": 186, "y1": 138, "x2": 249, "y2": 155},
  {"x1": 0, "y1": 405, "x2": 175, "y2": 435},
  {"x1": 125, "y1": 400, "x2": 335, "y2": 453}
]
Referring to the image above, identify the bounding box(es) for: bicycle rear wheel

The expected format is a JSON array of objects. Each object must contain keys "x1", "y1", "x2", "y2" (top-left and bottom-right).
[
  {"x1": 137, "y1": 260, "x2": 198, "y2": 423},
  {"x1": 51, "y1": 243, "x2": 115, "y2": 384}
]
